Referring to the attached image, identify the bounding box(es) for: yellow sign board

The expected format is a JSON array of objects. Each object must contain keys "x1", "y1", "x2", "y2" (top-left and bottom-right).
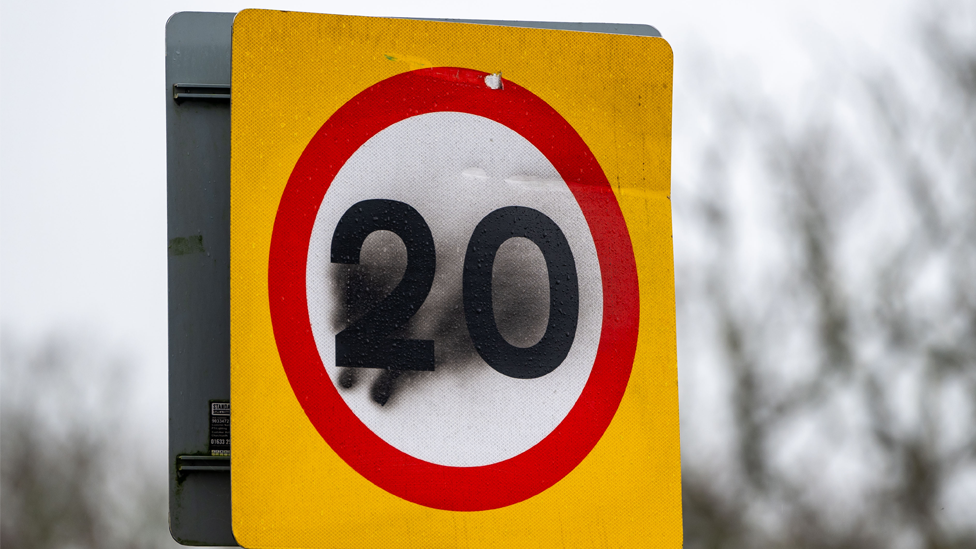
[{"x1": 231, "y1": 10, "x2": 678, "y2": 548}]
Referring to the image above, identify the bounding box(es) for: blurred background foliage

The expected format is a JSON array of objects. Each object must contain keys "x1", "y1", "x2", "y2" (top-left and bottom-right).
[
  {"x1": 1, "y1": 332, "x2": 175, "y2": 548},
  {"x1": 1, "y1": 2, "x2": 973, "y2": 548},
  {"x1": 677, "y1": 3, "x2": 975, "y2": 548}
]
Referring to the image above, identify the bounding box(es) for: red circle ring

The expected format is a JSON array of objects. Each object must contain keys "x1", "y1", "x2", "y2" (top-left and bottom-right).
[{"x1": 268, "y1": 68, "x2": 640, "y2": 511}]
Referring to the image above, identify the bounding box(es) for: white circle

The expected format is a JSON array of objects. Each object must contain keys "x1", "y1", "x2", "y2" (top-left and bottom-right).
[{"x1": 306, "y1": 112, "x2": 603, "y2": 467}]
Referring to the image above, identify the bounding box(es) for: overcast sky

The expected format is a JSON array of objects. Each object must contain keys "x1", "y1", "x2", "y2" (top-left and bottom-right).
[{"x1": 1, "y1": 0, "x2": 917, "y2": 452}]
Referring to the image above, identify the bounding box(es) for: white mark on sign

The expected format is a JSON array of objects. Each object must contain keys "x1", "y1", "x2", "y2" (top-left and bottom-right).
[
  {"x1": 504, "y1": 174, "x2": 570, "y2": 194},
  {"x1": 461, "y1": 167, "x2": 489, "y2": 180}
]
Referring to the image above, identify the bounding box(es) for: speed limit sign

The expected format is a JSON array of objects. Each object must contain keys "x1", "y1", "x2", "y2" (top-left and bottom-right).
[{"x1": 231, "y1": 10, "x2": 678, "y2": 549}]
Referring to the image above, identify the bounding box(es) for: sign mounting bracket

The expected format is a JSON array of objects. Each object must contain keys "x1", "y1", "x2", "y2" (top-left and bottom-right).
[{"x1": 173, "y1": 83, "x2": 231, "y2": 102}]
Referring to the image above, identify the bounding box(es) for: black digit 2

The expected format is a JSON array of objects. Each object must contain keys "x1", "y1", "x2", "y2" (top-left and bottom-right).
[
  {"x1": 463, "y1": 206, "x2": 579, "y2": 379},
  {"x1": 331, "y1": 199, "x2": 436, "y2": 371}
]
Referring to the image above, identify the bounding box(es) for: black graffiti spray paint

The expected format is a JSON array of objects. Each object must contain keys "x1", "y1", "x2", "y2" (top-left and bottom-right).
[{"x1": 328, "y1": 210, "x2": 558, "y2": 407}]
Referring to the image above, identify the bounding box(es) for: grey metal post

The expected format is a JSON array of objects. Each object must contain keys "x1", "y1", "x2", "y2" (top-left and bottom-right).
[{"x1": 166, "y1": 11, "x2": 236, "y2": 546}]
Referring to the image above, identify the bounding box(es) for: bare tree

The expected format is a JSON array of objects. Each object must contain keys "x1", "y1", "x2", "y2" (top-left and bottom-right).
[
  {"x1": 1, "y1": 331, "x2": 177, "y2": 549},
  {"x1": 678, "y1": 3, "x2": 976, "y2": 548}
]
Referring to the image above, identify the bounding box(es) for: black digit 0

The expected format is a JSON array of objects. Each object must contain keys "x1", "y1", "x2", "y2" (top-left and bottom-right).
[
  {"x1": 463, "y1": 206, "x2": 579, "y2": 379},
  {"x1": 331, "y1": 199, "x2": 436, "y2": 372}
]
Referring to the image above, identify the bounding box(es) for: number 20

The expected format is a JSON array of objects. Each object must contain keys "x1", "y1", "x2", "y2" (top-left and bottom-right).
[{"x1": 331, "y1": 199, "x2": 579, "y2": 379}]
